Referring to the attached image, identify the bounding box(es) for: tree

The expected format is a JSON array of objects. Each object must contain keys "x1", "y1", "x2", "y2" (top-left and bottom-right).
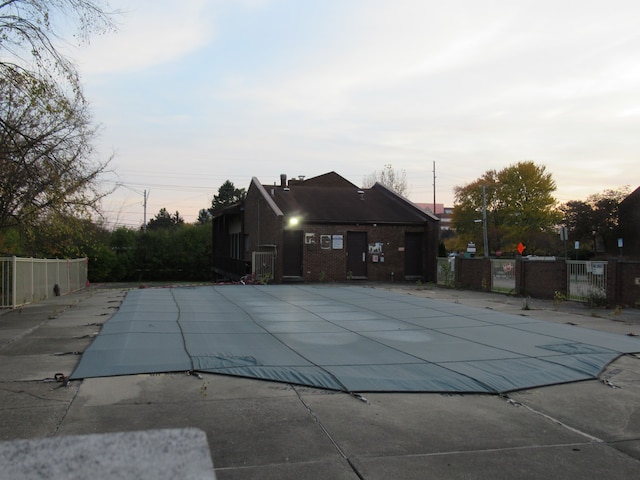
[
  {"x1": 109, "y1": 226, "x2": 138, "y2": 281},
  {"x1": 197, "y1": 208, "x2": 212, "y2": 225},
  {"x1": 0, "y1": 0, "x2": 115, "y2": 96},
  {"x1": 147, "y1": 208, "x2": 184, "y2": 231},
  {"x1": 362, "y1": 164, "x2": 408, "y2": 196},
  {"x1": 0, "y1": 70, "x2": 111, "y2": 239},
  {"x1": 560, "y1": 186, "x2": 630, "y2": 254},
  {"x1": 209, "y1": 180, "x2": 246, "y2": 212},
  {"x1": 452, "y1": 161, "x2": 561, "y2": 255},
  {"x1": 0, "y1": 1, "x2": 115, "y2": 254},
  {"x1": 133, "y1": 222, "x2": 211, "y2": 282}
]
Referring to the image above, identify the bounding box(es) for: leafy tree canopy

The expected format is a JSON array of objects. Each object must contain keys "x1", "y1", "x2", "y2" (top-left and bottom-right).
[
  {"x1": 0, "y1": 69, "x2": 111, "y2": 237},
  {"x1": 452, "y1": 161, "x2": 561, "y2": 255},
  {"x1": 560, "y1": 186, "x2": 630, "y2": 252},
  {"x1": 0, "y1": 1, "x2": 115, "y2": 254}
]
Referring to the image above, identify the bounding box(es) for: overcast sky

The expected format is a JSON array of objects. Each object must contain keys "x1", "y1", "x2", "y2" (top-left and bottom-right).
[{"x1": 69, "y1": 0, "x2": 640, "y2": 227}]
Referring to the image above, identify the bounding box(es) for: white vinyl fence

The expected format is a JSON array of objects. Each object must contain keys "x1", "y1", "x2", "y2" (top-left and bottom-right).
[
  {"x1": 251, "y1": 251, "x2": 275, "y2": 282},
  {"x1": 0, "y1": 257, "x2": 88, "y2": 308},
  {"x1": 436, "y1": 257, "x2": 455, "y2": 287},
  {"x1": 567, "y1": 260, "x2": 608, "y2": 303}
]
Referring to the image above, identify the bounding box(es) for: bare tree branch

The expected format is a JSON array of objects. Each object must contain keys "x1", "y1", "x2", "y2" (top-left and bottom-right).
[
  {"x1": 362, "y1": 164, "x2": 408, "y2": 196},
  {"x1": 0, "y1": 0, "x2": 116, "y2": 95},
  {"x1": 0, "y1": 69, "x2": 112, "y2": 235}
]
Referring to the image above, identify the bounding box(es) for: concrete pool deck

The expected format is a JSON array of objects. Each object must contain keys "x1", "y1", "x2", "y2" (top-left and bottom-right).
[{"x1": 1, "y1": 284, "x2": 639, "y2": 479}]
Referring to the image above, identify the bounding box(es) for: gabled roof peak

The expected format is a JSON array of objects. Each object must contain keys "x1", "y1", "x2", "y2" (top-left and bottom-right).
[{"x1": 287, "y1": 171, "x2": 359, "y2": 189}]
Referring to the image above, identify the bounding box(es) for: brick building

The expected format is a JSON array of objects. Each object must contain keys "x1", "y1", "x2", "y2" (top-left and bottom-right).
[
  {"x1": 414, "y1": 203, "x2": 454, "y2": 232},
  {"x1": 617, "y1": 185, "x2": 640, "y2": 258},
  {"x1": 212, "y1": 172, "x2": 440, "y2": 283}
]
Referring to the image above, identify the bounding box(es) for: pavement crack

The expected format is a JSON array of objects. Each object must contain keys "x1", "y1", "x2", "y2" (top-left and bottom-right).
[
  {"x1": 52, "y1": 382, "x2": 82, "y2": 437},
  {"x1": 362, "y1": 441, "x2": 597, "y2": 459},
  {"x1": 0, "y1": 386, "x2": 68, "y2": 403},
  {"x1": 0, "y1": 319, "x2": 50, "y2": 352},
  {"x1": 292, "y1": 386, "x2": 366, "y2": 479},
  {"x1": 504, "y1": 395, "x2": 604, "y2": 443}
]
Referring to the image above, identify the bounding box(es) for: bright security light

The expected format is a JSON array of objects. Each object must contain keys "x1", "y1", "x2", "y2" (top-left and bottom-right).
[{"x1": 289, "y1": 217, "x2": 300, "y2": 226}]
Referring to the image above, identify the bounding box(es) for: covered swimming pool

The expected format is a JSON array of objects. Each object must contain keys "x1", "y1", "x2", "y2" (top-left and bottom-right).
[{"x1": 71, "y1": 285, "x2": 640, "y2": 394}]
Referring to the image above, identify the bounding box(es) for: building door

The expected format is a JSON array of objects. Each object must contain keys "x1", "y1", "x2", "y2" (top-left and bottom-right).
[
  {"x1": 346, "y1": 231, "x2": 367, "y2": 278},
  {"x1": 283, "y1": 230, "x2": 303, "y2": 277},
  {"x1": 404, "y1": 232, "x2": 423, "y2": 278}
]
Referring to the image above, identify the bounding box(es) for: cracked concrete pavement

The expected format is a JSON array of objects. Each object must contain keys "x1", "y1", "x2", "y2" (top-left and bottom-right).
[{"x1": 1, "y1": 284, "x2": 639, "y2": 479}]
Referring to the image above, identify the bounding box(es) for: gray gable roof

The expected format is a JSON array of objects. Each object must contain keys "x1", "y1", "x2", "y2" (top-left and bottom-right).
[{"x1": 253, "y1": 172, "x2": 438, "y2": 225}]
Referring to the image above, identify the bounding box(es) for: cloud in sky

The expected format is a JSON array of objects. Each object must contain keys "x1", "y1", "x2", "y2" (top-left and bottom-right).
[
  {"x1": 74, "y1": 0, "x2": 216, "y2": 74},
  {"x1": 68, "y1": 0, "x2": 640, "y2": 226}
]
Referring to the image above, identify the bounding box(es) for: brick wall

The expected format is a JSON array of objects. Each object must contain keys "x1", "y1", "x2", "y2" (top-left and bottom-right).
[
  {"x1": 449, "y1": 257, "x2": 639, "y2": 308},
  {"x1": 455, "y1": 257, "x2": 491, "y2": 291},
  {"x1": 300, "y1": 225, "x2": 345, "y2": 282},
  {"x1": 301, "y1": 224, "x2": 430, "y2": 282},
  {"x1": 244, "y1": 186, "x2": 283, "y2": 254},
  {"x1": 516, "y1": 258, "x2": 567, "y2": 299},
  {"x1": 617, "y1": 187, "x2": 640, "y2": 258},
  {"x1": 243, "y1": 184, "x2": 285, "y2": 281},
  {"x1": 609, "y1": 260, "x2": 640, "y2": 307}
]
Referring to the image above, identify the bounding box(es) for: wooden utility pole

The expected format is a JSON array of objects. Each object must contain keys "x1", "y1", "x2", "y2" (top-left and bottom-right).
[
  {"x1": 143, "y1": 189, "x2": 149, "y2": 233},
  {"x1": 432, "y1": 161, "x2": 436, "y2": 214},
  {"x1": 482, "y1": 185, "x2": 489, "y2": 257}
]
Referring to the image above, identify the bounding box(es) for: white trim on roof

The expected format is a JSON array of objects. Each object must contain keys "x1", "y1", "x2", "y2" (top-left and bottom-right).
[{"x1": 251, "y1": 177, "x2": 284, "y2": 217}]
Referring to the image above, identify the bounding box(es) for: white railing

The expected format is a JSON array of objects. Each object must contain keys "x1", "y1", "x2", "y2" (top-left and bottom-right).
[
  {"x1": 567, "y1": 260, "x2": 607, "y2": 303},
  {"x1": 251, "y1": 251, "x2": 275, "y2": 282},
  {"x1": 436, "y1": 257, "x2": 455, "y2": 287},
  {"x1": 0, "y1": 257, "x2": 88, "y2": 308}
]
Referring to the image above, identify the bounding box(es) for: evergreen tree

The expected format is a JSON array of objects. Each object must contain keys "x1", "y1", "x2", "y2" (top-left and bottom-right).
[{"x1": 209, "y1": 180, "x2": 246, "y2": 213}]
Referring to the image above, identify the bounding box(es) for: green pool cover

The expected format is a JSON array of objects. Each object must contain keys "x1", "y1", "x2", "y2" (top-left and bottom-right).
[{"x1": 70, "y1": 285, "x2": 640, "y2": 393}]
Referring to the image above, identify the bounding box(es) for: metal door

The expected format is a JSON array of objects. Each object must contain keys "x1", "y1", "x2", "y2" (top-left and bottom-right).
[
  {"x1": 283, "y1": 230, "x2": 303, "y2": 277},
  {"x1": 404, "y1": 232, "x2": 423, "y2": 278},
  {"x1": 346, "y1": 232, "x2": 367, "y2": 278}
]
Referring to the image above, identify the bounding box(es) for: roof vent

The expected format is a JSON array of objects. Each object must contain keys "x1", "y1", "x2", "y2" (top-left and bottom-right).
[
  {"x1": 357, "y1": 190, "x2": 365, "y2": 200},
  {"x1": 283, "y1": 187, "x2": 290, "y2": 192},
  {"x1": 298, "y1": 175, "x2": 305, "y2": 181}
]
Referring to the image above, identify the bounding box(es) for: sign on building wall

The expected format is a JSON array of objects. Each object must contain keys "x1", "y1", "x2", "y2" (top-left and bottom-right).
[
  {"x1": 332, "y1": 235, "x2": 344, "y2": 249},
  {"x1": 368, "y1": 242, "x2": 383, "y2": 254}
]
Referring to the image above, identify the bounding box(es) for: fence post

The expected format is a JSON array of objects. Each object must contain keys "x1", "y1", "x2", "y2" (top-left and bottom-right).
[
  {"x1": 30, "y1": 257, "x2": 34, "y2": 304},
  {"x1": 11, "y1": 256, "x2": 17, "y2": 309},
  {"x1": 608, "y1": 259, "x2": 620, "y2": 306},
  {"x1": 45, "y1": 259, "x2": 49, "y2": 300},
  {"x1": 515, "y1": 256, "x2": 524, "y2": 295}
]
